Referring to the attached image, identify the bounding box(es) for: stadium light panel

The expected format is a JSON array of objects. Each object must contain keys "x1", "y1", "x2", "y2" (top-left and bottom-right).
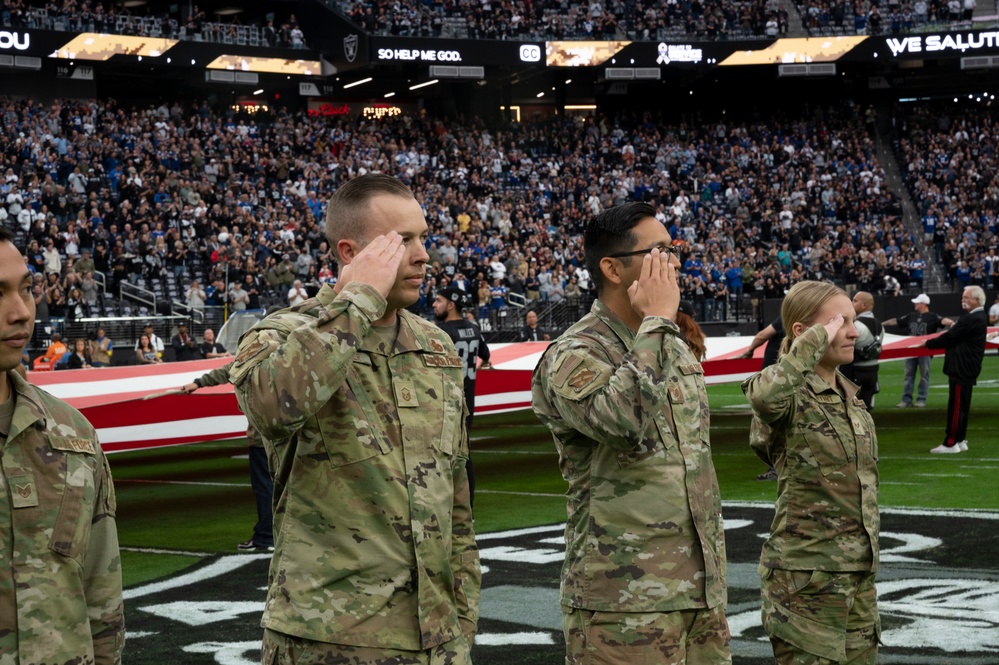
[{"x1": 343, "y1": 77, "x2": 373, "y2": 88}]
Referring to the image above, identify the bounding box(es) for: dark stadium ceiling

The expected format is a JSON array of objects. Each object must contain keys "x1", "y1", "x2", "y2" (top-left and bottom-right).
[{"x1": 116, "y1": 0, "x2": 298, "y2": 24}]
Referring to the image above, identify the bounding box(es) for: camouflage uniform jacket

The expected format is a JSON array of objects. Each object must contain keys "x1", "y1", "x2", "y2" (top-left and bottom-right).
[
  {"x1": 230, "y1": 282, "x2": 480, "y2": 650},
  {"x1": 531, "y1": 299, "x2": 727, "y2": 612},
  {"x1": 196, "y1": 364, "x2": 231, "y2": 388},
  {"x1": 0, "y1": 371, "x2": 124, "y2": 664},
  {"x1": 742, "y1": 323, "x2": 880, "y2": 573}
]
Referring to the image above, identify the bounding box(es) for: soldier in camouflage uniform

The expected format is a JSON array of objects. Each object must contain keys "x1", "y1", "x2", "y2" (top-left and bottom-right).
[
  {"x1": 0, "y1": 227, "x2": 125, "y2": 664},
  {"x1": 231, "y1": 174, "x2": 480, "y2": 664},
  {"x1": 532, "y1": 203, "x2": 730, "y2": 665},
  {"x1": 742, "y1": 281, "x2": 880, "y2": 665}
]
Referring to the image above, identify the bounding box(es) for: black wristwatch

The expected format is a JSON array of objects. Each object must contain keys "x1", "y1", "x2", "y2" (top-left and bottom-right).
[{"x1": 194, "y1": 378, "x2": 202, "y2": 388}]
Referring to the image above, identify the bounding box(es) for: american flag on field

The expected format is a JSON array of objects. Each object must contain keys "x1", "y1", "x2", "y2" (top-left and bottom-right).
[{"x1": 28, "y1": 334, "x2": 994, "y2": 454}]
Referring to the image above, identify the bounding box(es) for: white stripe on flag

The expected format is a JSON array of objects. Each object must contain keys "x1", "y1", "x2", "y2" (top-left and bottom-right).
[{"x1": 97, "y1": 415, "x2": 248, "y2": 444}]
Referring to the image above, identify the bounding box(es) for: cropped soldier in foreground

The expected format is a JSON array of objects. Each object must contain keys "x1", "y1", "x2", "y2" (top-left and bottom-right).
[
  {"x1": 231, "y1": 174, "x2": 480, "y2": 664},
  {"x1": 0, "y1": 226, "x2": 125, "y2": 664},
  {"x1": 743, "y1": 281, "x2": 880, "y2": 665},
  {"x1": 532, "y1": 202, "x2": 730, "y2": 664}
]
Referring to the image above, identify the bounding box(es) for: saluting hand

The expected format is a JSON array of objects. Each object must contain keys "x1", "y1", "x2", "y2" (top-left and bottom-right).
[
  {"x1": 824, "y1": 313, "x2": 845, "y2": 340},
  {"x1": 628, "y1": 248, "x2": 680, "y2": 321},
  {"x1": 334, "y1": 232, "x2": 406, "y2": 298}
]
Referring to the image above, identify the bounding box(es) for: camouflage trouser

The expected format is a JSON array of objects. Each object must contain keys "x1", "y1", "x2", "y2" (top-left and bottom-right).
[
  {"x1": 562, "y1": 604, "x2": 732, "y2": 665},
  {"x1": 262, "y1": 629, "x2": 471, "y2": 665},
  {"x1": 759, "y1": 567, "x2": 879, "y2": 664}
]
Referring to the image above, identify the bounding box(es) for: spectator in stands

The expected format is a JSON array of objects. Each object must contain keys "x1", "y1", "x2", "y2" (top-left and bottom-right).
[
  {"x1": 44, "y1": 332, "x2": 69, "y2": 364},
  {"x1": 136, "y1": 334, "x2": 162, "y2": 364},
  {"x1": 43, "y1": 241, "x2": 62, "y2": 275},
  {"x1": 90, "y1": 326, "x2": 113, "y2": 367},
  {"x1": 81, "y1": 271, "x2": 99, "y2": 306},
  {"x1": 205, "y1": 279, "x2": 226, "y2": 308},
  {"x1": 242, "y1": 273, "x2": 262, "y2": 310},
  {"x1": 135, "y1": 323, "x2": 165, "y2": 356},
  {"x1": 187, "y1": 279, "x2": 206, "y2": 311},
  {"x1": 198, "y1": 328, "x2": 231, "y2": 359},
  {"x1": 66, "y1": 286, "x2": 87, "y2": 322},
  {"x1": 65, "y1": 338, "x2": 93, "y2": 370},
  {"x1": 287, "y1": 278, "x2": 308, "y2": 306},
  {"x1": 46, "y1": 277, "x2": 66, "y2": 318},
  {"x1": 525, "y1": 267, "x2": 541, "y2": 301},
  {"x1": 519, "y1": 310, "x2": 550, "y2": 342},
  {"x1": 171, "y1": 323, "x2": 200, "y2": 362},
  {"x1": 75, "y1": 249, "x2": 95, "y2": 274},
  {"x1": 229, "y1": 281, "x2": 250, "y2": 312},
  {"x1": 477, "y1": 278, "x2": 492, "y2": 328}
]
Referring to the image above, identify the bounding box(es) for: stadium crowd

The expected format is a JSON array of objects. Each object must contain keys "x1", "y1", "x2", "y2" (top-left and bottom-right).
[
  {"x1": 894, "y1": 103, "x2": 999, "y2": 291},
  {"x1": 0, "y1": 94, "x2": 951, "y2": 353},
  {"x1": 0, "y1": 0, "x2": 794, "y2": 44},
  {"x1": 0, "y1": 0, "x2": 306, "y2": 48},
  {"x1": 795, "y1": 0, "x2": 982, "y2": 35},
  {"x1": 341, "y1": 0, "x2": 789, "y2": 41},
  {"x1": 2, "y1": 0, "x2": 987, "y2": 48}
]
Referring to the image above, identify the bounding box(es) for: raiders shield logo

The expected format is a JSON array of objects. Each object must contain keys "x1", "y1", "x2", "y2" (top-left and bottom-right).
[{"x1": 344, "y1": 34, "x2": 358, "y2": 63}]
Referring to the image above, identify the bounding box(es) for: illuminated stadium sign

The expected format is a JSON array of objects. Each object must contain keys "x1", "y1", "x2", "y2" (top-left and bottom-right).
[
  {"x1": 362, "y1": 104, "x2": 402, "y2": 120},
  {"x1": 231, "y1": 102, "x2": 269, "y2": 114},
  {"x1": 371, "y1": 37, "x2": 544, "y2": 66},
  {"x1": 376, "y1": 47, "x2": 463, "y2": 62},
  {"x1": 50, "y1": 33, "x2": 176, "y2": 60},
  {"x1": 885, "y1": 31, "x2": 999, "y2": 56},
  {"x1": 545, "y1": 41, "x2": 631, "y2": 67},
  {"x1": 0, "y1": 30, "x2": 30, "y2": 51},
  {"x1": 719, "y1": 36, "x2": 867, "y2": 65},
  {"x1": 657, "y1": 43, "x2": 703, "y2": 65},
  {"x1": 306, "y1": 100, "x2": 415, "y2": 119},
  {"x1": 205, "y1": 55, "x2": 320, "y2": 75},
  {"x1": 307, "y1": 102, "x2": 351, "y2": 117}
]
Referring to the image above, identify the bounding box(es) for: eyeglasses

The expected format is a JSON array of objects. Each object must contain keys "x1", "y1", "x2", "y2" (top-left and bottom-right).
[{"x1": 606, "y1": 245, "x2": 682, "y2": 261}]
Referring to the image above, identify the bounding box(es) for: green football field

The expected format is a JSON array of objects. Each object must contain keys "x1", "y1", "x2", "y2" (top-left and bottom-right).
[
  {"x1": 112, "y1": 354, "x2": 999, "y2": 585},
  {"x1": 109, "y1": 355, "x2": 999, "y2": 665}
]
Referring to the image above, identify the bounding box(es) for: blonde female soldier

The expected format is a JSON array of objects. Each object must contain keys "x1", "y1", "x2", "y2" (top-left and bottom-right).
[{"x1": 742, "y1": 281, "x2": 880, "y2": 664}]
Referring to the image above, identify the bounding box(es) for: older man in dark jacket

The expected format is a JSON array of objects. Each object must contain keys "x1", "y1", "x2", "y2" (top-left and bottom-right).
[{"x1": 923, "y1": 285, "x2": 988, "y2": 453}]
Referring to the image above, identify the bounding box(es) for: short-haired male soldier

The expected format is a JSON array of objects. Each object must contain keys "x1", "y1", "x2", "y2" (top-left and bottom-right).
[
  {"x1": 532, "y1": 202, "x2": 730, "y2": 664},
  {"x1": 231, "y1": 174, "x2": 480, "y2": 663},
  {"x1": 0, "y1": 226, "x2": 125, "y2": 663}
]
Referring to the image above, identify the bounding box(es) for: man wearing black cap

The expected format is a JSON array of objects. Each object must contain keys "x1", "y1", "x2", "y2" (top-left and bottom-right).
[{"x1": 433, "y1": 286, "x2": 491, "y2": 507}]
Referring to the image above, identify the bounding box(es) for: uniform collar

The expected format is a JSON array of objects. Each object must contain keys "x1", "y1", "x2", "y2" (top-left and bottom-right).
[
  {"x1": 805, "y1": 368, "x2": 860, "y2": 401},
  {"x1": 589, "y1": 298, "x2": 636, "y2": 347},
  {"x1": 7, "y1": 371, "x2": 47, "y2": 442}
]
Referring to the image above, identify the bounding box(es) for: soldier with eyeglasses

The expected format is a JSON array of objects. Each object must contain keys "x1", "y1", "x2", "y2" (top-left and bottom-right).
[{"x1": 532, "y1": 202, "x2": 731, "y2": 664}]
